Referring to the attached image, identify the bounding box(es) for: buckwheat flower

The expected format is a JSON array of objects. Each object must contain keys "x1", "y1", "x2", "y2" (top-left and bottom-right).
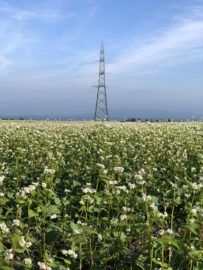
[
  {"x1": 159, "y1": 229, "x2": 165, "y2": 236},
  {"x1": 73, "y1": 229, "x2": 81, "y2": 235},
  {"x1": 42, "y1": 182, "x2": 47, "y2": 188},
  {"x1": 50, "y1": 214, "x2": 57, "y2": 220},
  {"x1": 191, "y1": 245, "x2": 195, "y2": 251},
  {"x1": 189, "y1": 218, "x2": 195, "y2": 224},
  {"x1": 166, "y1": 229, "x2": 173, "y2": 235},
  {"x1": 191, "y1": 182, "x2": 202, "y2": 190},
  {"x1": 19, "y1": 237, "x2": 26, "y2": 247},
  {"x1": 62, "y1": 249, "x2": 78, "y2": 259},
  {"x1": 32, "y1": 182, "x2": 39, "y2": 187},
  {"x1": 109, "y1": 180, "x2": 118, "y2": 185},
  {"x1": 0, "y1": 192, "x2": 5, "y2": 197},
  {"x1": 38, "y1": 262, "x2": 52, "y2": 270},
  {"x1": 19, "y1": 236, "x2": 32, "y2": 248},
  {"x1": 128, "y1": 183, "x2": 136, "y2": 189},
  {"x1": 150, "y1": 203, "x2": 157, "y2": 210},
  {"x1": 64, "y1": 189, "x2": 71, "y2": 193},
  {"x1": 142, "y1": 194, "x2": 152, "y2": 202},
  {"x1": 191, "y1": 208, "x2": 198, "y2": 215},
  {"x1": 24, "y1": 258, "x2": 32, "y2": 265},
  {"x1": 44, "y1": 167, "x2": 55, "y2": 174},
  {"x1": 96, "y1": 163, "x2": 105, "y2": 169},
  {"x1": 5, "y1": 249, "x2": 14, "y2": 261},
  {"x1": 120, "y1": 214, "x2": 127, "y2": 221},
  {"x1": 13, "y1": 219, "x2": 20, "y2": 226},
  {"x1": 82, "y1": 187, "x2": 96, "y2": 194},
  {"x1": 117, "y1": 185, "x2": 128, "y2": 193},
  {"x1": 122, "y1": 206, "x2": 131, "y2": 212},
  {"x1": 26, "y1": 242, "x2": 32, "y2": 248},
  {"x1": 0, "y1": 222, "x2": 9, "y2": 233},
  {"x1": 0, "y1": 175, "x2": 5, "y2": 185},
  {"x1": 139, "y1": 180, "x2": 146, "y2": 185},
  {"x1": 163, "y1": 211, "x2": 168, "y2": 218},
  {"x1": 113, "y1": 167, "x2": 124, "y2": 173}
]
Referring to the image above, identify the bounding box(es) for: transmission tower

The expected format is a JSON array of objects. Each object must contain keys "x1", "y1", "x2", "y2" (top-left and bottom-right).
[{"x1": 94, "y1": 43, "x2": 109, "y2": 121}]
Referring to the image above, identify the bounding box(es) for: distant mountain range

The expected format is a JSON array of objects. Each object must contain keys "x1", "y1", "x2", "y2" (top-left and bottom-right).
[{"x1": 0, "y1": 109, "x2": 202, "y2": 121}]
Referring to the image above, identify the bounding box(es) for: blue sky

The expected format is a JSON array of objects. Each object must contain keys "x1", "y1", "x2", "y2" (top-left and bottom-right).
[{"x1": 0, "y1": 0, "x2": 203, "y2": 118}]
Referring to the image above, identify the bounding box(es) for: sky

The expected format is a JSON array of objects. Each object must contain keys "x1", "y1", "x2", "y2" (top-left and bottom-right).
[{"x1": 0, "y1": 0, "x2": 203, "y2": 118}]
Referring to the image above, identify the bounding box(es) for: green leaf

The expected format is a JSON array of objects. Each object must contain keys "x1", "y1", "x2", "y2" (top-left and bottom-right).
[
  {"x1": 152, "y1": 258, "x2": 169, "y2": 268},
  {"x1": 46, "y1": 230, "x2": 61, "y2": 244},
  {"x1": 53, "y1": 197, "x2": 61, "y2": 205},
  {"x1": 28, "y1": 209, "x2": 37, "y2": 218},
  {"x1": 46, "y1": 205, "x2": 60, "y2": 216},
  {"x1": 185, "y1": 223, "x2": 199, "y2": 235}
]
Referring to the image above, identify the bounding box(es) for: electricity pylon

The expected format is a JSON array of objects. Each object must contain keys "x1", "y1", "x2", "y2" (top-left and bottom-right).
[{"x1": 94, "y1": 43, "x2": 109, "y2": 121}]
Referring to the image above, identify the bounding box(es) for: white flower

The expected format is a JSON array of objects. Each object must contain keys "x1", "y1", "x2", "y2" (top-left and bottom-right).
[
  {"x1": 82, "y1": 186, "x2": 96, "y2": 194},
  {"x1": 191, "y1": 182, "x2": 202, "y2": 190},
  {"x1": 61, "y1": 249, "x2": 68, "y2": 255},
  {"x1": 5, "y1": 249, "x2": 14, "y2": 261},
  {"x1": 122, "y1": 206, "x2": 131, "y2": 212},
  {"x1": 19, "y1": 236, "x2": 32, "y2": 248},
  {"x1": 62, "y1": 249, "x2": 78, "y2": 259},
  {"x1": 150, "y1": 203, "x2": 157, "y2": 210},
  {"x1": 96, "y1": 163, "x2": 105, "y2": 169},
  {"x1": 117, "y1": 185, "x2": 128, "y2": 193},
  {"x1": 166, "y1": 229, "x2": 173, "y2": 235},
  {"x1": 0, "y1": 222, "x2": 9, "y2": 233},
  {"x1": 120, "y1": 214, "x2": 127, "y2": 221},
  {"x1": 163, "y1": 211, "x2": 168, "y2": 218},
  {"x1": 24, "y1": 258, "x2": 32, "y2": 265},
  {"x1": 113, "y1": 167, "x2": 124, "y2": 173},
  {"x1": 42, "y1": 182, "x2": 47, "y2": 188},
  {"x1": 0, "y1": 175, "x2": 5, "y2": 185},
  {"x1": 44, "y1": 167, "x2": 55, "y2": 174},
  {"x1": 189, "y1": 218, "x2": 195, "y2": 224},
  {"x1": 73, "y1": 229, "x2": 81, "y2": 235},
  {"x1": 128, "y1": 183, "x2": 136, "y2": 189},
  {"x1": 0, "y1": 192, "x2": 5, "y2": 197},
  {"x1": 191, "y1": 208, "x2": 198, "y2": 215},
  {"x1": 191, "y1": 245, "x2": 195, "y2": 251},
  {"x1": 159, "y1": 229, "x2": 165, "y2": 236},
  {"x1": 109, "y1": 180, "x2": 118, "y2": 186},
  {"x1": 50, "y1": 214, "x2": 57, "y2": 220},
  {"x1": 142, "y1": 194, "x2": 152, "y2": 202},
  {"x1": 13, "y1": 219, "x2": 20, "y2": 226},
  {"x1": 38, "y1": 262, "x2": 52, "y2": 270}
]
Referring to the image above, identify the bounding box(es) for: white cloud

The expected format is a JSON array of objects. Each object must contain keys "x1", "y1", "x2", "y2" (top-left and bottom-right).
[
  {"x1": 108, "y1": 6, "x2": 203, "y2": 76},
  {"x1": 0, "y1": 1, "x2": 65, "y2": 21}
]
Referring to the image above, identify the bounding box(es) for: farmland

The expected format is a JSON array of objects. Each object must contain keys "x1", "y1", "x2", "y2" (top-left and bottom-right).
[{"x1": 0, "y1": 121, "x2": 202, "y2": 270}]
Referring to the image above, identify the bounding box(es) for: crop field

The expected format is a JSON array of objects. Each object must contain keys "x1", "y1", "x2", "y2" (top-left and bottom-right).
[{"x1": 0, "y1": 121, "x2": 202, "y2": 270}]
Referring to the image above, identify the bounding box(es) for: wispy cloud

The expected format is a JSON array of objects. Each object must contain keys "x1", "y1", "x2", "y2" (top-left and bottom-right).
[
  {"x1": 108, "y1": 4, "x2": 203, "y2": 76},
  {"x1": 0, "y1": 1, "x2": 66, "y2": 21}
]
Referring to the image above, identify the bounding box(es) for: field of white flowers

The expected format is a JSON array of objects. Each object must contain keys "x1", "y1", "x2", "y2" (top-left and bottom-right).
[{"x1": 0, "y1": 121, "x2": 202, "y2": 270}]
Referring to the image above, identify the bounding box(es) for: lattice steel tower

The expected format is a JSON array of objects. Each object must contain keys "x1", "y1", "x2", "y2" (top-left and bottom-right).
[{"x1": 94, "y1": 43, "x2": 109, "y2": 121}]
